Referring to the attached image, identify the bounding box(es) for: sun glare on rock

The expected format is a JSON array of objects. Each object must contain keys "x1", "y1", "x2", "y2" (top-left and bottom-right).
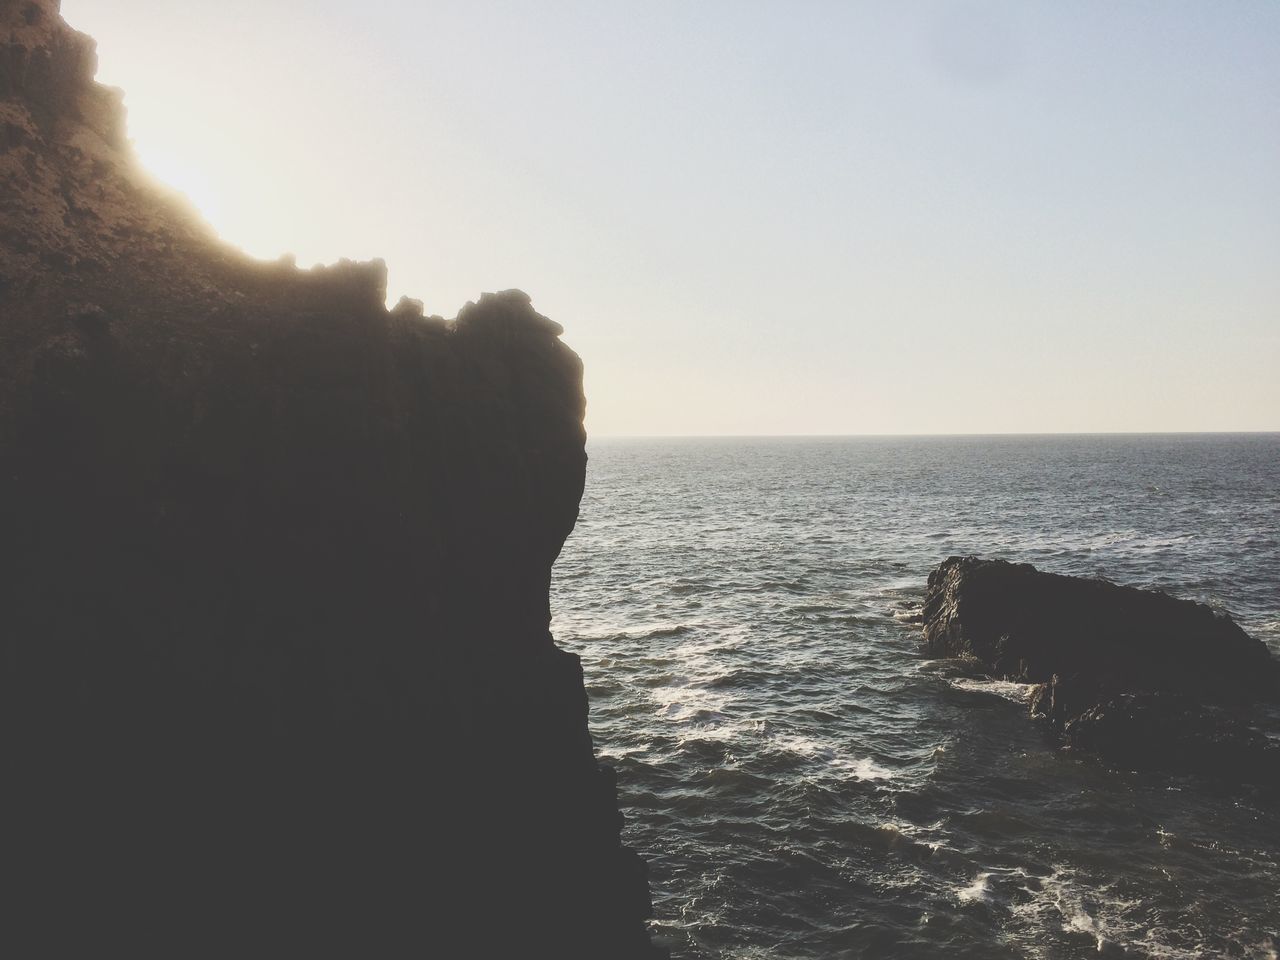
[{"x1": 132, "y1": 140, "x2": 226, "y2": 232}]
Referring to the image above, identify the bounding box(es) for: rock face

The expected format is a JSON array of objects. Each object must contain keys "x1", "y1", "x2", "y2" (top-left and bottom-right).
[
  {"x1": 1, "y1": 2, "x2": 661, "y2": 956},
  {"x1": 922, "y1": 557, "x2": 1279, "y2": 781}
]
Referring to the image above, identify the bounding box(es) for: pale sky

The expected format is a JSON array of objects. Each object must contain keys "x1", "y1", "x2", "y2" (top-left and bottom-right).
[{"x1": 63, "y1": 1, "x2": 1278, "y2": 436}]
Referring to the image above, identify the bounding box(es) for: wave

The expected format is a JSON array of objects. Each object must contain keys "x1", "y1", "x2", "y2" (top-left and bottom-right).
[
  {"x1": 651, "y1": 684, "x2": 734, "y2": 723},
  {"x1": 552, "y1": 435, "x2": 1280, "y2": 958},
  {"x1": 948, "y1": 677, "x2": 1037, "y2": 703},
  {"x1": 956, "y1": 871, "x2": 993, "y2": 904},
  {"x1": 765, "y1": 734, "x2": 898, "y2": 781}
]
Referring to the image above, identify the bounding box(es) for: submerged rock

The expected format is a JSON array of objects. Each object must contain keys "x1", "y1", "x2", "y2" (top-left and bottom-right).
[
  {"x1": 922, "y1": 557, "x2": 1279, "y2": 782},
  {"x1": 1, "y1": 3, "x2": 662, "y2": 957}
]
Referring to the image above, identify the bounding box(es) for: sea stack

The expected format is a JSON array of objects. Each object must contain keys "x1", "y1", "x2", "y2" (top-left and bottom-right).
[
  {"x1": 922, "y1": 556, "x2": 1279, "y2": 782},
  {"x1": 0, "y1": 2, "x2": 661, "y2": 956}
]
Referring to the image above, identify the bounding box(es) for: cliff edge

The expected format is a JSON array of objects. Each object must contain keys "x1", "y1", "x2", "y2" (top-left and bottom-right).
[{"x1": 1, "y1": 1, "x2": 661, "y2": 955}]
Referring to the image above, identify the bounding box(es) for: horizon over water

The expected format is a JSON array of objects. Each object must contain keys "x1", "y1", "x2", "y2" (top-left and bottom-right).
[
  {"x1": 587, "y1": 431, "x2": 1280, "y2": 439},
  {"x1": 552, "y1": 434, "x2": 1280, "y2": 959}
]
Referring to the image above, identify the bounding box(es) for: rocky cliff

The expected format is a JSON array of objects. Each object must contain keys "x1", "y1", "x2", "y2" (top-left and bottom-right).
[
  {"x1": 922, "y1": 556, "x2": 1279, "y2": 782},
  {"x1": 1, "y1": 1, "x2": 661, "y2": 955}
]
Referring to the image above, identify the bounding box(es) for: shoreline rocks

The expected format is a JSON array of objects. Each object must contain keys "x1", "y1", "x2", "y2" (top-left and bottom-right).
[{"x1": 922, "y1": 556, "x2": 1279, "y2": 783}]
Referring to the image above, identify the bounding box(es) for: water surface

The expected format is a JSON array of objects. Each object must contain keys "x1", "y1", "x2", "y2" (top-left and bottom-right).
[{"x1": 553, "y1": 435, "x2": 1280, "y2": 959}]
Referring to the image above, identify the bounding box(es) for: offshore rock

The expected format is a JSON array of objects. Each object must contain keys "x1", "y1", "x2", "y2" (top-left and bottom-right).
[
  {"x1": 1061, "y1": 692, "x2": 1278, "y2": 781},
  {"x1": 0, "y1": 2, "x2": 662, "y2": 956},
  {"x1": 922, "y1": 556, "x2": 1279, "y2": 782}
]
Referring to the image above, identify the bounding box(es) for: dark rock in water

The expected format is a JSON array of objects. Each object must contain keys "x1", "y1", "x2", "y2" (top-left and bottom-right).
[
  {"x1": 1063, "y1": 692, "x2": 1279, "y2": 780},
  {"x1": 922, "y1": 557, "x2": 1279, "y2": 782},
  {"x1": 0, "y1": 3, "x2": 662, "y2": 957},
  {"x1": 923, "y1": 557, "x2": 1275, "y2": 698}
]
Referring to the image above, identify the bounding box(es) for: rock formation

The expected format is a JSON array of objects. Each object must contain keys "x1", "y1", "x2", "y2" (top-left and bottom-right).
[
  {"x1": 1, "y1": 1, "x2": 662, "y2": 955},
  {"x1": 922, "y1": 556, "x2": 1279, "y2": 782}
]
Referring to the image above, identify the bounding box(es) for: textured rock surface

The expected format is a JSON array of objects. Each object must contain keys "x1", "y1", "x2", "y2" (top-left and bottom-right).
[
  {"x1": 922, "y1": 556, "x2": 1279, "y2": 781},
  {"x1": 1, "y1": 2, "x2": 661, "y2": 955}
]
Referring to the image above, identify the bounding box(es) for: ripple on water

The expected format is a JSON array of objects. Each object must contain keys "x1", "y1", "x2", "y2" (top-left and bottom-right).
[{"x1": 554, "y1": 435, "x2": 1280, "y2": 959}]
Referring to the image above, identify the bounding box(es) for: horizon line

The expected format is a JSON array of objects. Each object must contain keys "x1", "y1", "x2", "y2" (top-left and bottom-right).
[{"x1": 586, "y1": 430, "x2": 1280, "y2": 440}]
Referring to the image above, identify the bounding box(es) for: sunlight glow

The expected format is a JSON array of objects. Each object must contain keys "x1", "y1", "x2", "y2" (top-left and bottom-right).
[
  {"x1": 132, "y1": 139, "x2": 225, "y2": 230},
  {"x1": 61, "y1": 0, "x2": 1280, "y2": 436}
]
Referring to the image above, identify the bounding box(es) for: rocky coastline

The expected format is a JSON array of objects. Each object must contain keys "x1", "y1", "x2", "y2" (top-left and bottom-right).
[
  {"x1": 922, "y1": 556, "x2": 1280, "y2": 784},
  {"x1": 1, "y1": 1, "x2": 662, "y2": 955}
]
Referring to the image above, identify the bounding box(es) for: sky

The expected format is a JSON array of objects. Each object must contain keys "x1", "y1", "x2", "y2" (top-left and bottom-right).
[{"x1": 62, "y1": 0, "x2": 1279, "y2": 436}]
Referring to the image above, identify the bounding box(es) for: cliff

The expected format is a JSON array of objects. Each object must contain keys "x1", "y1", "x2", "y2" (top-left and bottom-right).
[
  {"x1": 1, "y1": 1, "x2": 661, "y2": 955},
  {"x1": 922, "y1": 556, "x2": 1279, "y2": 782}
]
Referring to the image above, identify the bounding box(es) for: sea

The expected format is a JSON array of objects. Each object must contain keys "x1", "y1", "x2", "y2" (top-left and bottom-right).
[{"x1": 551, "y1": 434, "x2": 1280, "y2": 960}]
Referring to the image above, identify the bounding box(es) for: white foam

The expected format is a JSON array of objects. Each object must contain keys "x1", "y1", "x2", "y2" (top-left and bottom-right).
[
  {"x1": 597, "y1": 743, "x2": 649, "y2": 760},
  {"x1": 950, "y1": 677, "x2": 1037, "y2": 703},
  {"x1": 1060, "y1": 897, "x2": 1103, "y2": 943},
  {"x1": 649, "y1": 630, "x2": 749, "y2": 724},
  {"x1": 676, "y1": 718, "x2": 763, "y2": 745},
  {"x1": 957, "y1": 872, "x2": 992, "y2": 903},
  {"x1": 650, "y1": 683, "x2": 732, "y2": 722},
  {"x1": 766, "y1": 733, "x2": 897, "y2": 780},
  {"x1": 838, "y1": 756, "x2": 895, "y2": 780},
  {"x1": 997, "y1": 865, "x2": 1215, "y2": 960}
]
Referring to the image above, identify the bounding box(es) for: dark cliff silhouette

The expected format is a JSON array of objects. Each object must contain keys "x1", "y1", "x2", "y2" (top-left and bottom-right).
[{"x1": 0, "y1": 1, "x2": 661, "y2": 955}]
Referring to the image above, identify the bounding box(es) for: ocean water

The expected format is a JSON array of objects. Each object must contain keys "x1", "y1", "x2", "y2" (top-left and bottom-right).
[{"x1": 551, "y1": 435, "x2": 1280, "y2": 960}]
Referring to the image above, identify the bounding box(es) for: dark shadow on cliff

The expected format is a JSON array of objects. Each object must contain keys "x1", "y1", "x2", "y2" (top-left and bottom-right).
[{"x1": 1, "y1": 2, "x2": 662, "y2": 955}]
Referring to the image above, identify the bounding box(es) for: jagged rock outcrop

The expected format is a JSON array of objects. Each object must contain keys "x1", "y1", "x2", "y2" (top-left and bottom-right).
[
  {"x1": 1, "y1": 2, "x2": 662, "y2": 956},
  {"x1": 922, "y1": 556, "x2": 1279, "y2": 782}
]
